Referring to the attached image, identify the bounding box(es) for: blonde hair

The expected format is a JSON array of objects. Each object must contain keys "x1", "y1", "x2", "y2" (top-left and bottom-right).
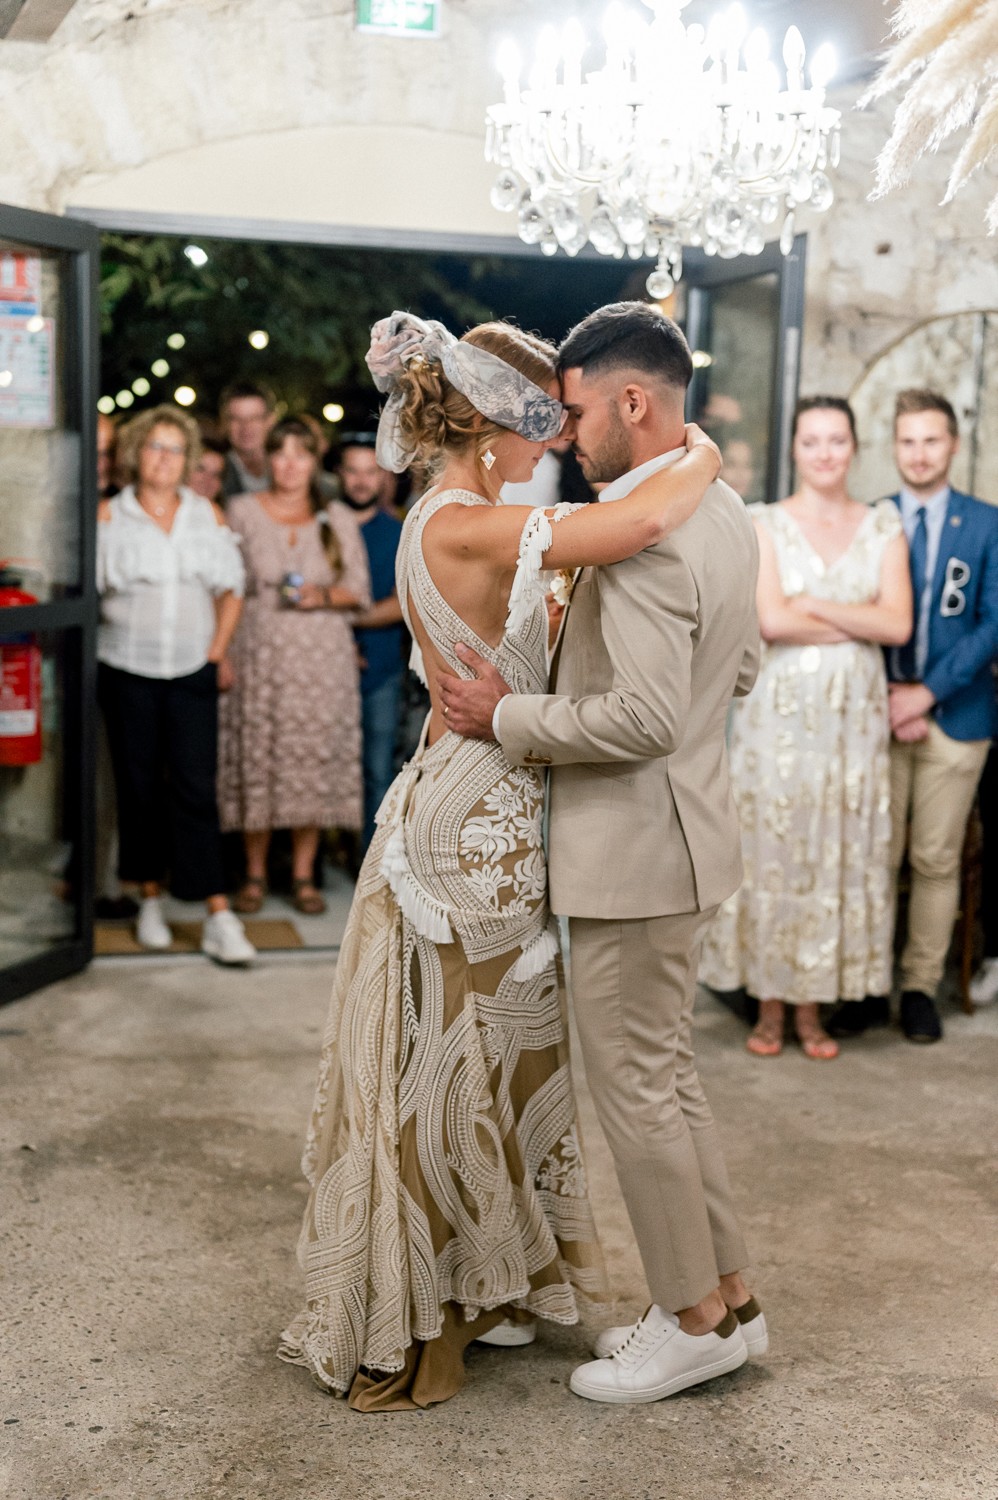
[
  {"x1": 117, "y1": 404, "x2": 202, "y2": 485},
  {"x1": 395, "y1": 322, "x2": 558, "y2": 476}
]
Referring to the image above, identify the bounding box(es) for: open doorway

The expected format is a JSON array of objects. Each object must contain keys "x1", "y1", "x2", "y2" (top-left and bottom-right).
[{"x1": 82, "y1": 213, "x2": 806, "y2": 965}]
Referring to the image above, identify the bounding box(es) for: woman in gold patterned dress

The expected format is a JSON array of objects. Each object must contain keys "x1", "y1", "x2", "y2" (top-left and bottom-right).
[
  {"x1": 700, "y1": 398, "x2": 912, "y2": 1060},
  {"x1": 277, "y1": 313, "x2": 722, "y2": 1410}
]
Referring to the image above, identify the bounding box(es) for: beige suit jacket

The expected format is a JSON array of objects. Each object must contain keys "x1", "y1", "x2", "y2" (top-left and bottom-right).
[{"x1": 498, "y1": 478, "x2": 760, "y2": 920}]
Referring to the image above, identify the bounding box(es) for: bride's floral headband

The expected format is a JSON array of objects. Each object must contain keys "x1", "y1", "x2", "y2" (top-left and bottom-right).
[{"x1": 366, "y1": 311, "x2": 567, "y2": 473}]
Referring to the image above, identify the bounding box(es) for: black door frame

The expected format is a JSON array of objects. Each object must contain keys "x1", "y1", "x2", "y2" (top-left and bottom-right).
[
  {"x1": 0, "y1": 201, "x2": 100, "y2": 1005},
  {"x1": 684, "y1": 234, "x2": 807, "y2": 504}
]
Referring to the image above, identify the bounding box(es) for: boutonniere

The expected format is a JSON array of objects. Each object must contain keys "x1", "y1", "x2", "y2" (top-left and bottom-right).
[{"x1": 550, "y1": 569, "x2": 575, "y2": 609}]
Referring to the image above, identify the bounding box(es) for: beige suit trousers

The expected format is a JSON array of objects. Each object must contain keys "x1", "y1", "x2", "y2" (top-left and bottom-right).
[
  {"x1": 569, "y1": 907, "x2": 749, "y2": 1312},
  {"x1": 890, "y1": 721, "x2": 990, "y2": 996}
]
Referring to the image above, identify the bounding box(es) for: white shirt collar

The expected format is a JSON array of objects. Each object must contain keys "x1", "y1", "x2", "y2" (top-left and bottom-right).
[
  {"x1": 899, "y1": 484, "x2": 949, "y2": 518},
  {"x1": 597, "y1": 446, "x2": 687, "y2": 503}
]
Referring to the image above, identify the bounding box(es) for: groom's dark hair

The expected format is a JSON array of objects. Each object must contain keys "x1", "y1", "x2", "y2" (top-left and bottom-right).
[{"x1": 558, "y1": 301, "x2": 693, "y2": 391}]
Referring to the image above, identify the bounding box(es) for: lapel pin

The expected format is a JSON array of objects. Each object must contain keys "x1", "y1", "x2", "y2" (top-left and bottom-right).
[{"x1": 951, "y1": 516, "x2": 961, "y2": 526}]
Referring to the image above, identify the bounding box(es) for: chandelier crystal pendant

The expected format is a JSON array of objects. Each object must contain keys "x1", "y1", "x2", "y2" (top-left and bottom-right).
[{"x1": 484, "y1": 0, "x2": 841, "y2": 296}]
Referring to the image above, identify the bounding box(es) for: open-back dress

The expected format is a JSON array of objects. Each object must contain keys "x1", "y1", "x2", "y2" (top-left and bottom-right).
[{"x1": 278, "y1": 490, "x2": 606, "y2": 1410}]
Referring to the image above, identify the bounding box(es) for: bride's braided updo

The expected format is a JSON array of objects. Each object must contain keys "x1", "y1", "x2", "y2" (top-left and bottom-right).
[{"x1": 395, "y1": 322, "x2": 558, "y2": 474}]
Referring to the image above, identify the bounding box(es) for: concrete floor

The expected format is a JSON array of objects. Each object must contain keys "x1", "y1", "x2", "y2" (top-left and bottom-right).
[{"x1": 3, "y1": 953, "x2": 998, "y2": 1500}]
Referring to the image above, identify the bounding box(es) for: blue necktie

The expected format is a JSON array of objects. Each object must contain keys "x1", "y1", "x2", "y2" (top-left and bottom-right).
[{"x1": 898, "y1": 505, "x2": 928, "y2": 680}]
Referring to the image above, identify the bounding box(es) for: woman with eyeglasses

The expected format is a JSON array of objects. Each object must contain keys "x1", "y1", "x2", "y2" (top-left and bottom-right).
[{"x1": 96, "y1": 404, "x2": 256, "y2": 965}]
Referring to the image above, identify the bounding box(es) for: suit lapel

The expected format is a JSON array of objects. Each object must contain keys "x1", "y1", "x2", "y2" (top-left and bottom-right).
[{"x1": 930, "y1": 490, "x2": 965, "y2": 600}]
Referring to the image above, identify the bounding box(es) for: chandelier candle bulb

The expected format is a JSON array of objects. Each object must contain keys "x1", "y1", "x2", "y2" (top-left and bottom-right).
[
  {"x1": 497, "y1": 39, "x2": 521, "y2": 105},
  {"x1": 810, "y1": 43, "x2": 837, "y2": 91},
  {"x1": 744, "y1": 27, "x2": 769, "y2": 71},
  {"x1": 782, "y1": 25, "x2": 806, "y2": 88},
  {"x1": 562, "y1": 19, "x2": 585, "y2": 89}
]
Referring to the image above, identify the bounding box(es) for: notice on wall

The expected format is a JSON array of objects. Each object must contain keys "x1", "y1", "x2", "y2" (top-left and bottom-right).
[
  {"x1": 0, "y1": 317, "x2": 56, "y2": 428},
  {"x1": 355, "y1": 0, "x2": 439, "y2": 37},
  {"x1": 0, "y1": 253, "x2": 41, "y2": 319}
]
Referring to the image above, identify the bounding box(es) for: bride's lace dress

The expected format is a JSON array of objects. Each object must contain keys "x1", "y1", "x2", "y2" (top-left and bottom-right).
[{"x1": 278, "y1": 490, "x2": 606, "y2": 1409}]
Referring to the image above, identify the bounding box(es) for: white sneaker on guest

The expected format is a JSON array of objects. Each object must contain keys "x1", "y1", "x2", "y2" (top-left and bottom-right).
[
  {"x1": 571, "y1": 1305, "x2": 746, "y2": 1404},
  {"x1": 969, "y1": 957, "x2": 998, "y2": 1006},
  {"x1": 201, "y1": 909, "x2": 256, "y2": 966},
  {"x1": 475, "y1": 1319, "x2": 537, "y2": 1347},
  {"x1": 592, "y1": 1298, "x2": 768, "y2": 1360},
  {"x1": 136, "y1": 897, "x2": 172, "y2": 950}
]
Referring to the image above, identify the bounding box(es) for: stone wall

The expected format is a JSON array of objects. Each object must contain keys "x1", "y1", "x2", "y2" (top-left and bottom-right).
[
  {"x1": 797, "y1": 86, "x2": 998, "y2": 501},
  {"x1": 798, "y1": 84, "x2": 998, "y2": 392},
  {"x1": 0, "y1": 0, "x2": 544, "y2": 236}
]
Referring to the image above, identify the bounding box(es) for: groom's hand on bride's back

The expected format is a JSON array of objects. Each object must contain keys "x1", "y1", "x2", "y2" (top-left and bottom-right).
[{"x1": 438, "y1": 644, "x2": 511, "y2": 741}]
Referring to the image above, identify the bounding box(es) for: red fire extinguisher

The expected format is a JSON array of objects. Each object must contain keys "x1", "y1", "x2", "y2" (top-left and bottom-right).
[{"x1": 0, "y1": 563, "x2": 43, "y2": 767}]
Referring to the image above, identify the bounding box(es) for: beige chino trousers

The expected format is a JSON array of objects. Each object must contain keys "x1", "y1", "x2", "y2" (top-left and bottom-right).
[
  {"x1": 568, "y1": 907, "x2": 749, "y2": 1313},
  {"x1": 890, "y1": 721, "x2": 990, "y2": 997}
]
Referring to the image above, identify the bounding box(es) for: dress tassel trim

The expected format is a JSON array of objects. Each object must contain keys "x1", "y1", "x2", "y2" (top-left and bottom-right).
[
  {"x1": 504, "y1": 502, "x2": 586, "y2": 638},
  {"x1": 510, "y1": 920, "x2": 560, "y2": 981},
  {"x1": 379, "y1": 823, "x2": 454, "y2": 944}
]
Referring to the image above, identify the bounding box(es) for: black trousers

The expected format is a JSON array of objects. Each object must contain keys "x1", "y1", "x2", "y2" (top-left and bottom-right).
[
  {"x1": 980, "y1": 743, "x2": 998, "y2": 958},
  {"x1": 97, "y1": 661, "x2": 227, "y2": 901}
]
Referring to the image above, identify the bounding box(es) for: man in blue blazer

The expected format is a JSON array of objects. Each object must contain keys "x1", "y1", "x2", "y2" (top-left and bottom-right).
[{"x1": 864, "y1": 390, "x2": 997, "y2": 1042}]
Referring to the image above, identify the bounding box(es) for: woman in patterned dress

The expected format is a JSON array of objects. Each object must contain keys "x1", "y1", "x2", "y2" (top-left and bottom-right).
[
  {"x1": 278, "y1": 315, "x2": 722, "y2": 1410},
  {"x1": 700, "y1": 398, "x2": 913, "y2": 1059},
  {"x1": 218, "y1": 418, "x2": 371, "y2": 915}
]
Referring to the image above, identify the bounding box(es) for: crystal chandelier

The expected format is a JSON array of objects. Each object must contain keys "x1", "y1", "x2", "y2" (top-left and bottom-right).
[{"x1": 484, "y1": 0, "x2": 841, "y2": 297}]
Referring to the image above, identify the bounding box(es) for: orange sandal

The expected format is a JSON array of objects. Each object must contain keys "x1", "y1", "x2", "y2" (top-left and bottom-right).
[
  {"x1": 796, "y1": 1024, "x2": 839, "y2": 1061},
  {"x1": 746, "y1": 1021, "x2": 784, "y2": 1057}
]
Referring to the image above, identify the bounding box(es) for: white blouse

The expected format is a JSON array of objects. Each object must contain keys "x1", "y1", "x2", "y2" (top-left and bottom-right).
[{"x1": 97, "y1": 486, "x2": 245, "y2": 680}]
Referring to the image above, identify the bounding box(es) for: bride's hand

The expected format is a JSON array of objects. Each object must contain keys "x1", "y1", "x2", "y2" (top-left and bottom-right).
[{"x1": 684, "y1": 423, "x2": 722, "y2": 479}]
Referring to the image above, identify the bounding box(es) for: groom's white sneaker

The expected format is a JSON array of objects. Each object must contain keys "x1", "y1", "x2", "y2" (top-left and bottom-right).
[
  {"x1": 592, "y1": 1296, "x2": 768, "y2": 1361},
  {"x1": 570, "y1": 1305, "x2": 746, "y2": 1404}
]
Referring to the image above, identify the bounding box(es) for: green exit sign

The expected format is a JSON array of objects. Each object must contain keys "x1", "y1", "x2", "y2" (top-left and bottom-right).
[{"x1": 356, "y1": 0, "x2": 439, "y2": 36}]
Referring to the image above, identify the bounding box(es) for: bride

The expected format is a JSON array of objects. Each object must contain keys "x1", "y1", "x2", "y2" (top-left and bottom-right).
[{"x1": 278, "y1": 312, "x2": 721, "y2": 1411}]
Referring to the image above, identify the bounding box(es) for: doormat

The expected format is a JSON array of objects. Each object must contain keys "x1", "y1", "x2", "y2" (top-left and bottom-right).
[{"x1": 94, "y1": 919, "x2": 304, "y2": 955}]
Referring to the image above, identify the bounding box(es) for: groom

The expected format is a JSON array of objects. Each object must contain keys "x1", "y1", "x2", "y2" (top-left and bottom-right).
[{"x1": 440, "y1": 301, "x2": 763, "y2": 1404}]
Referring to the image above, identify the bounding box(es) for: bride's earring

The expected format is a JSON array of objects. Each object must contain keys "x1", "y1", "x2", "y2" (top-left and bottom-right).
[{"x1": 481, "y1": 448, "x2": 497, "y2": 471}]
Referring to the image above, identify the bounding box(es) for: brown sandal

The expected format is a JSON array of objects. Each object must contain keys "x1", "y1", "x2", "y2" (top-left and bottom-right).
[
  {"x1": 292, "y1": 878, "x2": 327, "y2": 916},
  {"x1": 232, "y1": 876, "x2": 266, "y2": 914}
]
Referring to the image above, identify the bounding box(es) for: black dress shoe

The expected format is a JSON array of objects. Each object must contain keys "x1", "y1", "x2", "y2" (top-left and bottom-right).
[
  {"x1": 826, "y1": 995, "x2": 891, "y2": 1038},
  {"x1": 863, "y1": 995, "x2": 891, "y2": 1028},
  {"x1": 900, "y1": 990, "x2": 942, "y2": 1044},
  {"x1": 826, "y1": 1001, "x2": 869, "y2": 1038}
]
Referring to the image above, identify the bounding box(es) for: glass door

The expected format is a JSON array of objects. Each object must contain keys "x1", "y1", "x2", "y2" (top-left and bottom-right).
[
  {"x1": 683, "y1": 235, "x2": 806, "y2": 504},
  {"x1": 0, "y1": 204, "x2": 99, "y2": 1004}
]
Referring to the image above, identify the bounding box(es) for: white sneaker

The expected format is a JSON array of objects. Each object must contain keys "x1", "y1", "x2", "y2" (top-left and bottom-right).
[
  {"x1": 570, "y1": 1304, "x2": 747, "y2": 1404},
  {"x1": 969, "y1": 956, "x2": 998, "y2": 1006},
  {"x1": 136, "y1": 897, "x2": 172, "y2": 951},
  {"x1": 201, "y1": 909, "x2": 256, "y2": 966},
  {"x1": 475, "y1": 1319, "x2": 537, "y2": 1348},
  {"x1": 592, "y1": 1299, "x2": 768, "y2": 1360}
]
